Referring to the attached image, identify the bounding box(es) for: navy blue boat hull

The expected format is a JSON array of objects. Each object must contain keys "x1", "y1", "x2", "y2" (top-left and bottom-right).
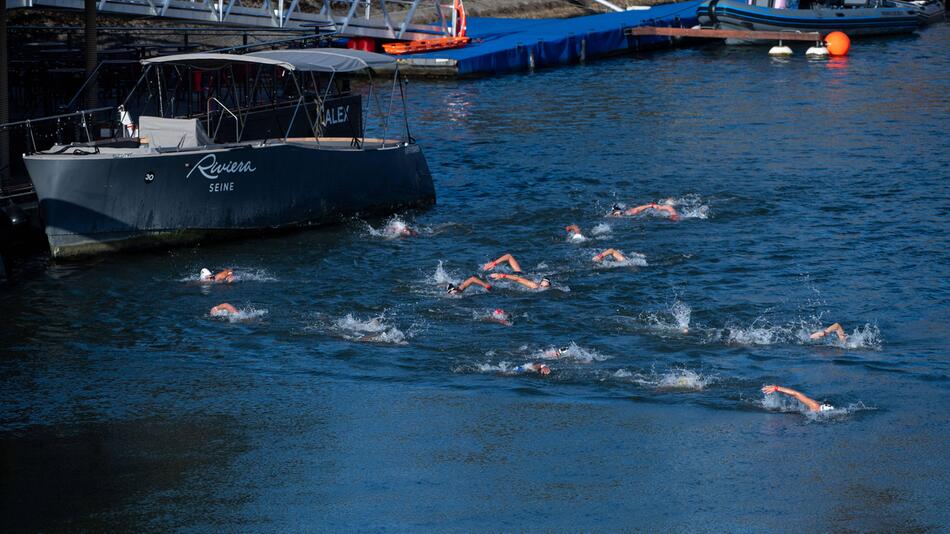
[
  {"x1": 698, "y1": 0, "x2": 921, "y2": 36},
  {"x1": 24, "y1": 141, "x2": 435, "y2": 257}
]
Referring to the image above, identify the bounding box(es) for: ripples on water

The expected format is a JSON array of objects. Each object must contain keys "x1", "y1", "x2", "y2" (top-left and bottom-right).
[{"x1": 1, "y1": 25, "x2": 949, "y2": 531}]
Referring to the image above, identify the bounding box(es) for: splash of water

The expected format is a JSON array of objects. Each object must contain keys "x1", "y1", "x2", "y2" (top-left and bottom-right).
[
  {"x1": 662, "y1": 193, "x2": 710, "y2": 219},
  {"x1": 535, "y1": 341, "x2": 608, "y2": 363},
  {"x1": 366, "y1": 215, "x2": 420, "y2": 239},
  {"x1": 591, "y1": 223, "x2": 612, "y2": 237},
  {"x1": 211, "y1": 307, "x2": 268, "y2": 323},
  {"x1": 594, "y1": 251, "x2": 647, "y2": 269},
  {"x1": 639, "y1": 300, "x2": 692, "y2": 334},
  {"x1": 431, "y1": 261, "x2": 460, "y2": 286},
  {"x1": 761, "y1": 395, "x2": 874, "y2": 420},
  {"x1": 567, "y1": 232, "x2": 588, "y2": 243},
  {"x1": 614, "y1": 367, "x2": 714, "y2": 391},
  {"x1": 333, "y1": 313, "x2": 408, "y2": 345}
]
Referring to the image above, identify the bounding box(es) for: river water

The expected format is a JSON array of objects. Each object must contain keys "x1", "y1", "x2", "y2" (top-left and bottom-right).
[{"x1": 2, "y1": 25, "x2": 949, "y2": 531}]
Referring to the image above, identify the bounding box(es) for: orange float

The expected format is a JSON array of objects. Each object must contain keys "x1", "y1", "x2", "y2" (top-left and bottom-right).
[
  {"x1": 383, "y1": 0, "x2": 471, "y2": 55},
  {"x1": 824, "y1": 31, "x2": 851, "y2": 56}
]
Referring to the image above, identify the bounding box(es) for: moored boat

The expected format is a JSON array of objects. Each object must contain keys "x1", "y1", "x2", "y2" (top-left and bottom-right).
[
  {"x1": 22, "y1": 49, "x2": 436, "y2": 258},
  {"x1": 697, "y1": 0, "x2": 922, "y2": 36}
]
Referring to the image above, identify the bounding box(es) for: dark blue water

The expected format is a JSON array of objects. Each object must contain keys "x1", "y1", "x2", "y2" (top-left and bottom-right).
[{"x1": 2, "y1": 26, "x2": 949, "y2": 530}]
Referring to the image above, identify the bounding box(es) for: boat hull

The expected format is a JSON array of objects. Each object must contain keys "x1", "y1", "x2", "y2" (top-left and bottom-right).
[
  {"x1": 24, "y1": 142, "x2": 435, "y2": 258},
  {"x1": 697, "y1": 0, "x2": 921, "y2": 36}
]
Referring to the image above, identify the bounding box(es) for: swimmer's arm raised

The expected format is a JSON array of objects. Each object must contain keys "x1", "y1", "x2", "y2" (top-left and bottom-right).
[
  {"x1": 810, "y1": 323, "x2": 846, "y2": 342},
  {"x1": 624, "y1": 204, "x2": 655, "y2": 216},
  {"x1": 762, "y1": 385, "x2": 821, "y2": 412},
  {"x1": 483, "y1": 253, "x2": 522, "y2": 272},
  {"x1": 458, "y1": 275, "x2": 491, "y2": 292}
]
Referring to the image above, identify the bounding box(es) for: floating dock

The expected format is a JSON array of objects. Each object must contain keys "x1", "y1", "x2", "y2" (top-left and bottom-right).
[{"x1": 397, "y1": 0, "x2": 703, "y2": 76}]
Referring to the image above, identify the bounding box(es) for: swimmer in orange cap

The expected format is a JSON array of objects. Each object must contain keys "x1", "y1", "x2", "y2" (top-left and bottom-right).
[
  {"x1": 609, "y1": 203, "x2": 679, "y2": 221},
  {"x1": 592, "y1": 248, "x2": 627, "y2": 263},
  {"x1": 446, "y1": 275, "x2": 492, "y2": 295},
  {"x1": 200, "y1": 268, "x2": 235, "y2": 283},
  {"x1": 482, "y1": 253, "x2": 523, "y2": 273},
  {"x1": 210, "y1": 303, "x2": 239, "y2": 317},
  {"x1": 761, "y1": 384, "x2": 834, "y2": 413},
  {"x1": 810, "y1": 323, "x2": 847, "y2": 342},
  {"x1": 488, "y1": 272, "x2": 551, "y2": 290}
]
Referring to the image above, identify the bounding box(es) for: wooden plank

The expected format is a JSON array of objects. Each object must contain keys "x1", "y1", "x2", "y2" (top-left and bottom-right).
[{"x1": 626, "y1": 26, "x2": 822, "y2": 41}]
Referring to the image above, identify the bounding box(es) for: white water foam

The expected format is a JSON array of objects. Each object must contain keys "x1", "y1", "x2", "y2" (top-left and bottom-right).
[
  {"x1": 365, "y1": 215, "x2": 423, "y2": 239},
  {"x1": 594, "y1": 251, "x2": 647, "y2": 269},
  {"x1": 590, "y1": 223, "x2": 612, "y2": 237},
  {"x1": 211, "y1": 306, "x2": 268, "y2": 323},
  {"x1": 534, "y1": 341, "x2": 608, "y2": 363},
  {"x1": 720, "y1": 318, "x2": 882, "y2": 350},
  {"x1": 231, "y1": 268, "x2": 278, "y2": 282},
  {"x1": 761, "y1": 394, "x2": 874, "y2": 420},
  {"x1": 431, "y1": 261, "x2": 461, "y2": 286},
  {"x1": 613, "y1": 367, "x2": 715, "y2": 391},
  {"x1": 661, "y1": 193, "x2": 710, "y2": 219},
  {"x1": 638, "y1": 300, "x2": 692, "y2": 334},
  {"x1": 332, "y1": 313, "x2": 408, "y2": 345},
  {"x1": 473, "y1": 309, "x2": 513, "y2": 326},
  {"x1": 567, "y1": 232, "x2": 588, "y2": 243}
]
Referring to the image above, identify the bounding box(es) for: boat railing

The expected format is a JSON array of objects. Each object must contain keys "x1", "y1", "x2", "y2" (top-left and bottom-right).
[
  {"x1": 207, "y1": 98, "x2": 242, "y2": 144},
  {"x1": 0, "y1": 107, "x2": 120, "y2": 155}
]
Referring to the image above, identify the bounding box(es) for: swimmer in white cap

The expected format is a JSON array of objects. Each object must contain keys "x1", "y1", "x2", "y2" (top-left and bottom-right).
[
  {"x1": 482, "y1": 253, "x2": 523, "y2": 273},
  {"x1": 809, "y1": 323, "x2": 847, "y2": 343},
  {"x1": 761, "y1": 384, "x2": 834, "y2": 413},
  {"x1": 592, "y1": 248, "x2": 627, "y2": 263},
  {"x1": 609, "y1": 203, "x2": 679, "y2": 221},
  {"x1": 565, "y1": 225, "x2": 586, "y2": 242},
  {"x1": 200, "y1": 268, "x2": 235, "y2": 283},
  {"x1": 446, "y1": 275, "x2": 492, "y2": 295},
  {"x1": 488, "y1": 272, "x2": 551, "y2": 290}
]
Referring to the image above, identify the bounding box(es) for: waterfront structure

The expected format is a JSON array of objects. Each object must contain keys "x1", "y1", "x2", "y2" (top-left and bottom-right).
[
  {"x1": 21, "y1": 49, "x2": 435, "y2": 258},
  {"x1": 697, "y1": 0, "x2": 921, "y2": 36}
]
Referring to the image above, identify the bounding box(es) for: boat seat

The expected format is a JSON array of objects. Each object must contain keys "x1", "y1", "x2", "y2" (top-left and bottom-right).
[{"x1": 138, "y1": 116, "x2": 212, "y2": 149}]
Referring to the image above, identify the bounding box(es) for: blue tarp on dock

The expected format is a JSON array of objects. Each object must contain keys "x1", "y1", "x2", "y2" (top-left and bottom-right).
[{"x1": 403, "y1": 1, "x2": 702, "y2": 75}]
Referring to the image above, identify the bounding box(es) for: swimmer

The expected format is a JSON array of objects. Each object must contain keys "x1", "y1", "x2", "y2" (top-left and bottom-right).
[
  {"x1": 511, "y1": 362, "x2": 551, "y2": 376},
  {"x1": 386, "y1": 219, "x2": 418, "y2": 237},
  {"x1": 810, "y1": 323, "x2": 847, "y2": 343},
  {"x1": 446, "y1": 275, "x2": 492, "y2": 295},
  {"x1": 482, "y1": 253, "x2": 523, "y2": 273},
  {"x1": 542, "y1": 346, "x2": 568, "y2": 359},
  {"x1": 761, "y1": 384, "x2": 834, "y2": 413},
  {"x1": 210, "y1": 302, "x2": 239, "y2": 317},
  {"x1": 609, "y1": 203, "x2": 679, "y2": 221},
  {"x1": 488, "y1": 272, "x2": 551, "y2": 290},
  {"x1": 200, "y1": 268, "x2": 235, "y2": 283},
  {"x1": 592, "y1": 248, "x2": 627, "y2": 263},
  {"x1": 487, "y1": 308, "x2": 512, "y2": 326},
  {"x1": 565, "y1": 224, "x2": 586, "y2": 241}
]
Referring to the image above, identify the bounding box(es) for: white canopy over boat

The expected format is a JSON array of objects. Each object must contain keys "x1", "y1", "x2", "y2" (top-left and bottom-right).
[{"x1": 141, "y1": 49, "x2": 396, "y2": 72}]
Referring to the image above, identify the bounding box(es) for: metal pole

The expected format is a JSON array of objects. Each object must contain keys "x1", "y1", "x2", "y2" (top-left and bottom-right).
[
  {"x1": 0, "y1": 0, "x2": 9, "y2": 192},
  {"x1": 84, "y1": 0, "x2": 98, "y2": 110}
]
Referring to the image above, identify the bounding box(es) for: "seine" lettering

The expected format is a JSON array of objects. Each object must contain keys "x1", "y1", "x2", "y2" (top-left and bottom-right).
[{"x1": 187, "y1": 154, "x2": 256, "y2": 180}]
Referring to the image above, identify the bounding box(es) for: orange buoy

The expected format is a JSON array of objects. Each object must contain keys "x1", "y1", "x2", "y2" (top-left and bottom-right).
[{"x1": 825, "y1": 31, "x2": 850, "y2": 56}]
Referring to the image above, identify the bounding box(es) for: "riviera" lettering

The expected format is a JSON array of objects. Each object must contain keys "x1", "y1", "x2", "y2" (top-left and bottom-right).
[{"x1": 187, "y1": 154, "x2": 256, "y2": 180}]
